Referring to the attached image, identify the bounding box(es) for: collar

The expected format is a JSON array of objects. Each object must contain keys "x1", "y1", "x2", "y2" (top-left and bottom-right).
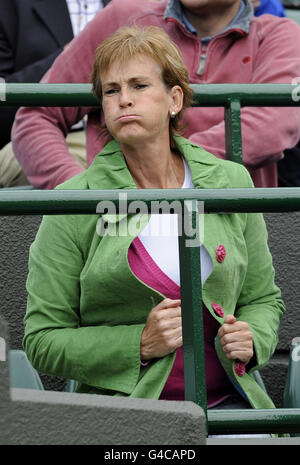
[
  {"x1": 87, "y1": 136, "x2": 232, "y2": 225},
  {"x1": 87, "y1": 135, "x2": 231, "y2": 191},
  {"x1": 164, "y1": 0, "x2": 252, "y2": 37}
]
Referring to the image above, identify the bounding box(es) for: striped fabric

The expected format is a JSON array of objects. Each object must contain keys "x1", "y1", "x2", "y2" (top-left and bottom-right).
[{"x1": 66, "y1": 0, "x2": 104, "y2": 36}]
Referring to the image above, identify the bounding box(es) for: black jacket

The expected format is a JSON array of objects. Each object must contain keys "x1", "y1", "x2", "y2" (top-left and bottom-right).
[{"x1": 0, "y1": 0, "x2": 110, "y2": 148}]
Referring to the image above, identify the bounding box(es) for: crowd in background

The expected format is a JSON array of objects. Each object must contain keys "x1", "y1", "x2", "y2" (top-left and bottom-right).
[{"x1": 0, "y1": 0, "x2": 299, "y2": 188}]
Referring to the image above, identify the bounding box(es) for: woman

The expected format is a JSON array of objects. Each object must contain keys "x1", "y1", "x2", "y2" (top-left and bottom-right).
[{"x1": 24, "y1": 25, "x2": 284, "y2": 411}]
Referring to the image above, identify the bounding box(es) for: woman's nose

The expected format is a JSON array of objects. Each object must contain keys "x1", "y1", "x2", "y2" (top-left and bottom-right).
[{"x1": 119, "y1": 89, "x2": 133, "y2": 107}]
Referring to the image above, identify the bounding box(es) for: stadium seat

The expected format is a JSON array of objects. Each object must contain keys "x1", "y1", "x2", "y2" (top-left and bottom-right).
[
  {"x1": 8, "y1": 349, "x2": 267, "y2": 395},
  {"x1": 9, "y1": 349, "x2": 79, "y2": 392},
  {"x1": 9, "y1": 349, "x2": 44, "y2": 390},
  {"x1": 65, "y1": 378, "x2": 77, "y2": 393},
  {"x1": 252, "y1": 370, "x2": 267, "y2": 393},
  {"x1": 283, "y1": 338, "x2": 300, "y2": 408}
]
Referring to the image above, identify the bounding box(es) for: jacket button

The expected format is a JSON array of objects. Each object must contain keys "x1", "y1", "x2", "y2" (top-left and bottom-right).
[
  {"x1": 211, "y1": 302, "x2": 224, "y2": 317},
  {"x1": 234, "y1": 361, "x2": 246, "y2": 377},
  {"x1": 216, "y1": 244, "x2": 226, "y2": 263}
]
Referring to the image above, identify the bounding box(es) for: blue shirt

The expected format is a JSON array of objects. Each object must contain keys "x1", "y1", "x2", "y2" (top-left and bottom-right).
[{"x1": 254, "y1": 0, "x2": 285, "y2": 17}]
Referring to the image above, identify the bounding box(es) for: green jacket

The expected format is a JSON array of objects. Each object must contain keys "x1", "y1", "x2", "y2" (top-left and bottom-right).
[{"x1": 24, "y1": 136, "x2": 284, "y2": 408}]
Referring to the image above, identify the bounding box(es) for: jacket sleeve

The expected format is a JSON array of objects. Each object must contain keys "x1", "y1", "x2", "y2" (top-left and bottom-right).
[
  {"x1": 23, "y1": 213, "x2": 144, "y2": 395},
  {"x1": 189, "y1": 18, "x2": 300, "y2": 170}
]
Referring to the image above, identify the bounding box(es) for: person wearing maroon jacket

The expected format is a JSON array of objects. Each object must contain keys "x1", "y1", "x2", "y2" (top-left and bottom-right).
[{"x1": 11, "y1": 0, "x2": 300, "y2": 188}]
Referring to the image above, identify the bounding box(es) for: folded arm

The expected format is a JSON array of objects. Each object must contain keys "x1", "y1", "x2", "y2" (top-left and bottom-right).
[{"x1": 189, "y1": 19, "x2": 300, "y2": 169}]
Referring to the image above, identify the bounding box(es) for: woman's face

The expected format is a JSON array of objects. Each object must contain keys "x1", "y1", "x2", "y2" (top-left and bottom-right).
[{"x1": 100, "y1": 54, "x2": 182, "y2": 147}]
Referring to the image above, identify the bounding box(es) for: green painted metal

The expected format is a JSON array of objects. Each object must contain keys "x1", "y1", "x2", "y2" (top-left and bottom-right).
[
  {"x1": 224, "y1": 99, "x2": 243, "y2": 164},
  {"x1": 1, "y1": 83, "x2": 99, "y2": 107},
  {"x1": 190, "y1": 83, "x2": 300, "y2": 107},
  {"x1": 2, "y1": 188, "x2": 300, "y2": 215},
  {"x1": 208, "y1": 408, "x2": 300, "y2": 434},
  {"x1": 2, "y1": 82, "x2": 300, "y2": 170},
  {"x1": 178, "y1": 200, "x2": 207, "y2": 418},
  {"x1": 1, "y1": 83, "x2": 300, "y2": 107}
]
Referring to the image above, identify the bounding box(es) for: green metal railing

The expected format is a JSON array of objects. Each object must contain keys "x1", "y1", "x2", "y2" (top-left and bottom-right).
[
  {"x1": 2, "y1": 82, "x2": 300, "y2": 164},
  {"x1": 1, "y1": 83, "x2": 300, "y2": 435}
]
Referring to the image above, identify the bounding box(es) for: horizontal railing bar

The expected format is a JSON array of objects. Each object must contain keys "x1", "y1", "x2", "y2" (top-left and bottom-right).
[
  {"x1": 208, "y1": 408, "x2": 300, "y2": 434},
  {"x1": 1, "y1": 188, "x2": 300, "y2": 215},
  {"x1": 1, "y1": 83, "x2": 300, "y2": 107},
  {"x1": 191, "y1": 83, "x2": 300, "y2": 107},
  {"x1": 1, "y1": 83, "x2": 98, "y2": 107}
]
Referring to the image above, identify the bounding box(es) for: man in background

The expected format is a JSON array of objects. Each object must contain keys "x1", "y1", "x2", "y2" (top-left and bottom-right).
[
  {"x1": 0, "y1": 0, "x2": 110, "y2": 187},
  {"x1": 11, "y1": 0, "x2": 300, "y2": 188}
]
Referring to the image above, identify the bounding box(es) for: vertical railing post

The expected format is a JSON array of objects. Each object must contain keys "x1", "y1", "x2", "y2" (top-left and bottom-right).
[
  {"x1": 224, "y1": 98, "x2": 243, "y2": 164},
  {"x1": 178, "y1": 200, "x2": 207, "y2": 427}
]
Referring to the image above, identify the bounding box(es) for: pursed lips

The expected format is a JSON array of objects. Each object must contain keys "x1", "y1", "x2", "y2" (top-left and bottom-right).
[{"x1": 115, "y1": 114, "x2": 140, "y2": 122}]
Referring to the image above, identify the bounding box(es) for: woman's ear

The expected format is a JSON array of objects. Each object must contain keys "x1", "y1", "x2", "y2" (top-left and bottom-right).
[{"x1": 169, "y1": 85, "x2": 184, "y2": 116}]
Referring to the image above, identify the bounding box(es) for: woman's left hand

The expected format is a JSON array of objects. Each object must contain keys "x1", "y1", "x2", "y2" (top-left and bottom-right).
[{"x1": 218, "y1": 314, "x2": 253, "y2": 365}]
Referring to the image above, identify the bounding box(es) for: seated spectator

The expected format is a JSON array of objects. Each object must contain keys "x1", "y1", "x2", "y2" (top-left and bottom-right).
[
  {"x1": 251, "y1": 0, "x2": 285, "y2": 16},
  {"x1": 251, "y1": 0, "x2": 300, "y2": 187},
  {"x1": 11, "y1": 0, "x2": 300, "y2": 189},
  {"x1": 0, "y1": 0, "x2": 110, "y2": 187},
  {"x1": 24, "y1": 26, "x2": 284, "y2": 418}
]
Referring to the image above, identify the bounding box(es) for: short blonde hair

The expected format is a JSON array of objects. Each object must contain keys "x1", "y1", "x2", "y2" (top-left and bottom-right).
[{"x1": 91, "y1": 25, "x2": 194, "y2": 144}]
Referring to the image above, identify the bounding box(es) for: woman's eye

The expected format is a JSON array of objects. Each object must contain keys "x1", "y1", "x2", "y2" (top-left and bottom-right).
[
  {"x1": 104, "y1": 88, "x2": 118, "y2": 95},
  {"x1": 135, "y1": 84, "x2": 147, "y2": 90}
]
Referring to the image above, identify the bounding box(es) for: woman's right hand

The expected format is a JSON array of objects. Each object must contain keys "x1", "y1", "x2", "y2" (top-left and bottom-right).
[{"x1": 140, "y1": 298, "x2": 182, "y2": 361}]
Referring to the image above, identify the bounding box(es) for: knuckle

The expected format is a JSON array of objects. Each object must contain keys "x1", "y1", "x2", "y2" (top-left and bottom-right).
[
  {"x1": 165, "y1": 340, "x2": 175, "y2": 352},
  {"x1": 222, "y1": 343, "x2": 230, "y2": 353},
  {"x1": 222, "y1": 334, "x2": 230, "y2": 344},
  {"x1": 157, "y1": 320, "x2": 167, "y2": 332}
]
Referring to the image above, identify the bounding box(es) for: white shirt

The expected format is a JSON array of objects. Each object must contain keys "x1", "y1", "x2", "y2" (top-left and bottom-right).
[
  {"x1": 66, "y1": 0, "x2": 104, "y2": 37},
  {"x1": 138, "y1": 158, "x2": 213, "y2": 285},
  {"x1": 66, "y1": 1, "x2": 103, "y2": 130}
]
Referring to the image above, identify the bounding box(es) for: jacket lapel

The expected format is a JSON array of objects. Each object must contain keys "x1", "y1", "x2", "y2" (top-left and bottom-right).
[
  {"x1": 86, "y1": 136, "x2": 232, "y2": 225},
  {"x1": 32, "y1": 0, "x2": 74, "y2": 47},
  {"x1": 173, "y1": 135, "x2": 231, "y2": 190},
  {"x1": 87, "y1": 139, "x2": 137, "y2": 224},
  {"x1": 87, "y1": 139, "x2": 136, "y2": 190},
  {"x1": 88, "y1": 136, "x2": 237, "y2": 318},
  {"x1": 87, "y1": 136, "x2": 231, "y2": 191}
]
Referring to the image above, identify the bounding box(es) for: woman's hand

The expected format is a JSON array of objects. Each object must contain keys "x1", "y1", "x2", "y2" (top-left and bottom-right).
[
  {"x1": 140, "y1": 298, "x2": 182, "y2": 360},
  {"x1": 218, "y1": 314, "x2": 253, "y2": 365}
]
